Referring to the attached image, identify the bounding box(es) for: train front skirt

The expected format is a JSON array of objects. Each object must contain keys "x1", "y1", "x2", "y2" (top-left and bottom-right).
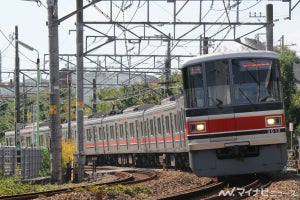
[{"x1": 189, "y1": 143, "x2": 287, "y2": 177}]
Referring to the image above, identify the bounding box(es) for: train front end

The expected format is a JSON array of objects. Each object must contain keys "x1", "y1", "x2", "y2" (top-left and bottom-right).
[{"x1": 181, "y1": 51, "x2": 287, "y2": 177}]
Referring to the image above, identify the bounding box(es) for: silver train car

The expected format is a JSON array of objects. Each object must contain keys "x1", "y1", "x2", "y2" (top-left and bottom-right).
[
  {"x1": 181, "y1": 51, "x2": 287, "y2": 176},
  {"x1": 5, "y1": 96, "x2": 189, "y2": 168}
]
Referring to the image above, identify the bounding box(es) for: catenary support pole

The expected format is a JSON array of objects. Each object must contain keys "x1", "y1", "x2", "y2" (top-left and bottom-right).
[
  {"x1": 266, "y1": 4, "x2": 273, "y2": 51},
  {"x1": 76, "y1": 0, "x2": 85, "y2": 183},
  {"x1": 48, "y1": 0, "x2": 62, "y2": 184}
]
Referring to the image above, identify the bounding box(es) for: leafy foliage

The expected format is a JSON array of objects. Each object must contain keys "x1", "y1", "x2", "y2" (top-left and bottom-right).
[
  {"x1": 39, "y1": 148, "x2": 51, "y2": 177},
  {"x1": 93, "y1": 72, "x2": 183, "y2": 114},
  {"x1": 0, "y1": 100, "x2": 15, "y2": 141},
  {"x1": 61, "y1": 140, "x2": 76, "y2": 172},
  {"x1": 279, "y1": 50, "x2": 297, "y2": 123}
]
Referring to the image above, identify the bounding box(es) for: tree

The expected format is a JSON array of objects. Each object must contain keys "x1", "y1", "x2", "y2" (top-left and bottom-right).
[
  {"x1": 279, "y1": 50, "x2": 297, "y2": 123},
  {"x1": 0, "y1": 101, "x2": 15, "y2": 141}
]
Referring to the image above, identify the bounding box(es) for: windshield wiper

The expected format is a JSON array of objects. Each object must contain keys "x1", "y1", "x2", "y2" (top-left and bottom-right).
[{"x1": 238, "y1": 87, "x2": 253, "y2": 104}]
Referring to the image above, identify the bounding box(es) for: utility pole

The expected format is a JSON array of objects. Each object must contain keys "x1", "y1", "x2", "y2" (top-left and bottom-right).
[
  {"x1": 266, "y1": 4, "x2": 273, "y2": 51},
  {"x1": 280, "y1": 35, "x2": 284, "y2": 51},
  {"x1": 23, "y1": 75, "x2": 27, "y2": 125},
  {"x1": 92, "y1": 78, "x2": 97, "y2": 114},
  {"x1": 47, "y1": 0, "x2": 62, "y2": 184},
  {"x1": 164, "y1": 35, "x2": 171, "y2": 98},
  {"x1": 14, "y1": 26, "x2": 21, "y2": 149},
  {"x1": 203, "y1": 37, "x2": 209, "y2": 55},
  {"x1": 68, "y1": 70, "x2": 72, "y2": 141},
  {"x1": 76, "y1": 0, "x2": 85, "y2": 183}
]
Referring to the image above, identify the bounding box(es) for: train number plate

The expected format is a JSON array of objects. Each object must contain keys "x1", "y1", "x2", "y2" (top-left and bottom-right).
[{"x1": 267, "y1": 129, "x2": 280, "y2": 133}]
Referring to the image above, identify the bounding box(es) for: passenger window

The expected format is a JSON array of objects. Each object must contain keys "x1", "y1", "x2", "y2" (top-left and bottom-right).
[
  {"x1": 165, "y1": 115, "x2": 170, "y2": 135},
  {"x1": 150, "y1": 119, "x2": 154, "y2": 136},
  {"x1": 119, "y1": 124, "x2": 124, "y2": 139},
  {"x1": 174, "y1": 114, "x2": 178, "y2": 133},
  {"x1": 110, "y1": 126, "x2": 114, "y2": 139},
  {"x1": 135, "y1": 120, "x2": 139, "y2": 137},
  {"x1": 157, "y1": 117, "x2": 162, "y2": 135},
  {"x1": 86, "y1": 129, "x2": 92, "y2": 142},
  {"x1": 129, "y1": 123, "x2": 133, "y2": 138}
]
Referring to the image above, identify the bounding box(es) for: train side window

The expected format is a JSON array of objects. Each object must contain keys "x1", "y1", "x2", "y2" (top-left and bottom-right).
[
  {"x1": 150, "y1": 119, "x2": 154, "y2": 136},
  {"x1": 170, "y1": 113, "x2": 174, "y2": 134},
  {"x1": 115, "y1": 123, "x2": 118, "y2": 139},
  {"x1": 119, "y1": 124, "x2": 124, "y2": 139},
  {"x1": 26, "y1": 137, "x2": 32, "y2": 147},
  {"x1": 144, "y1": 121, "x2": 148, "y2": 136},
  {"x1": 110, "y1": 125, "x2": 115, "y2": 140},
  {"x1": 165, "y1": 115, "x2": 170, "y2": 135},
  {"x1": 174, "y1": 114, "x2": 178, "y2": 133},
  {"x1": 129, "y1": 122, "x2": 134, "y2": 138},
  {"x1": 106, "y1": 125, "x2": 109, "y2": 140},
  {"x1": 135, "y1": 120, "x2": 139, "y2": 137},
  {"x1": 125, "y1": 122, "x2": 128, "y2": 139},
  {"x1": 99, "y1": 127, "x2": 104, "y2": 140},
  {"x1": 154, "y1": 117, "x2": 157, "y2": 136},
  {"x1": 103, "y1": 127, "x2": 106, "y2": 140},
  {"x1": 8, "y1": 138, "x2": 12, "y2": 146},
  {"x1": 140, "y1": 121, "x2": 144, "y2": 137},
  {"x1": 146, "y1": 119, "x2": 149, "y2": 136},
  {"x1": 86, "y1": 128, "x2": 92, "y2": 142},
  {"x1": 161, "y1": 115, "x2": 165, "y2": 135},
  {"x1": 39, "y1": 135, "x2": 44, "y2": 146},
  {"x1": 157, "y1": 117, "x2": 162, "y2": 135},
  {"x1": 98, "y1": 127, "x2": 101, "y2": 140}
]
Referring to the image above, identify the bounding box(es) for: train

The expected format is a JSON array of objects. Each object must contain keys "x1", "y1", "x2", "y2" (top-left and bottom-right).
[{"x1": 5, "y1": 51, "x2": 287, "y2": 177}]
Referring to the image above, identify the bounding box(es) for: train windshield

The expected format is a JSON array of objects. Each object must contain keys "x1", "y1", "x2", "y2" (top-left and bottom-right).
[
  {"x1": 232, "y1": 58, "x2": 282, "y2": 104},
  {"x1": 182, "y1": 56, "x2": 282, "y2": 108},
  {"x1": 183, "y1": 65, "x2": 205, "y2": 107},
  {"x1": 183, "y1": 60, "x2": 232, "y2": 108}
]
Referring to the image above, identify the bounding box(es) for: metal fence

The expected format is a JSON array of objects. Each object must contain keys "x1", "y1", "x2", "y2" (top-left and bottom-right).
[
  {"x1": 0, "y1": 146, "x2": 16, "y2": 176},
  {"x1": 0, "y1": 146, "x2": 43, "y2": 180}
]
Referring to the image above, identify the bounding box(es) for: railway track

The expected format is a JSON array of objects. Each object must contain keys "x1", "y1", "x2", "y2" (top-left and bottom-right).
[
  {"x1": 156, "y1": 175, "x2": 272, "y2": 200},
  {"x1": 202, "y1": 175, "x2": 272, "y2": 200},
  {"x1": 157, "y1": 178, "x2": 224, "y2": 200},
  {"x1": 0, "y1": 169, "x2": 157, "y2": 200}
]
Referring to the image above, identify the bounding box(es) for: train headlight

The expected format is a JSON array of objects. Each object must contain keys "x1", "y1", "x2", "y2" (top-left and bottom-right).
[
  {"x1": 190, "y1": 122, "x2": 206, "y2": 133},
  {"x1": 265, "y1": 116, "x2": 282, "y2": 127}
]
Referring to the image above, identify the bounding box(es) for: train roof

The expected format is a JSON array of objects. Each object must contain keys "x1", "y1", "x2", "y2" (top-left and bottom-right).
[{"x1": 181, "y1": 51, "x2": 279, "y2": 69}]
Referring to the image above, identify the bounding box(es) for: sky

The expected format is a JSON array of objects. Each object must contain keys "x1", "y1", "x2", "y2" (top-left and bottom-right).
[{"x1": 0, "y1": 0, "x2": 300, "y2": 83}]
